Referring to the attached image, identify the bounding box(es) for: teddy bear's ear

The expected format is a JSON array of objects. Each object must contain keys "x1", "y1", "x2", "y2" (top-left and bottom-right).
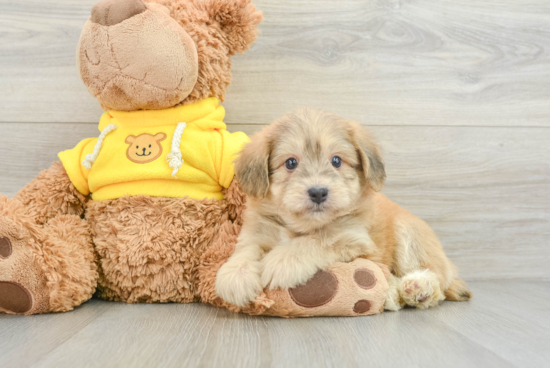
[{"x1": 205, "y1": 0, "x2": 263, "y2": 55}]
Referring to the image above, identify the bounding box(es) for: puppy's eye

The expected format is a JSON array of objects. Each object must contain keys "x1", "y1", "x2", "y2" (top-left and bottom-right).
[
  {"x1": 136, "y1": 146, "x2": 139, "y2": 149},
  {"x1": 331, "y1": 156, "x2": 342, "y2": 168},
  {"x1": 285, "y1": 158, "x2": 298, "y2": 171},
  {"x1": 149, "y1": 144, "x2": 151, "y2": 148}
]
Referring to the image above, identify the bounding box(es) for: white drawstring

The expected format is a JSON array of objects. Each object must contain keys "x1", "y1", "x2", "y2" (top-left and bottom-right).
[
  {"x1": 82, "y1": 122, "x2": 185, "y2": 176},
  {"x1": 82, "y1": 124, "x2": 118, "y2": 169},
  {"x1": 166, "y1": 122, "x2": 186, "y2": 177}
]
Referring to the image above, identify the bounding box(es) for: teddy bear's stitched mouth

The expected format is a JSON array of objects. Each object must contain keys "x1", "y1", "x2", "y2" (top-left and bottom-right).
[{"x1": 136, "y1": 152, "x2": 152, "y2": 157}]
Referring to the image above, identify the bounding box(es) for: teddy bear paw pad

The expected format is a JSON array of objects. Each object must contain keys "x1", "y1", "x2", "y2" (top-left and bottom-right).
[
  {"x1": 0, "y1": 281, "x2": 33, "y2": 314},
  {"x1": 289, "y1": 270, "x2": 338, "y2": 308},
  {"x1": 0, "y1": 237, "x2": 12, "y2": 259},
  {"x1": 354, "y1": 268, "x2": 376, "y2": 290},
  {"x1": 353, "y1": 299, "x2": 372, "y2": 313}
]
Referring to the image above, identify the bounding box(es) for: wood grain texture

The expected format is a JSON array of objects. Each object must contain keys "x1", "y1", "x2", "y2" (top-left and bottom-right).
[
  {"x1": 0, "y1": 281, "x2": 548, "y2": 368},
  {"x1": 1, "y1": 0, "x2": 550, "y2": 126},
  {"x1": 430, "y1": 281, "x2": 550, "y2": 367},
  {"x1": 1, "y1": 123, "x2": 548, "y2": 280},
  {"x1": 0, "y1": 301, "x2": 111, "y2": 367}
]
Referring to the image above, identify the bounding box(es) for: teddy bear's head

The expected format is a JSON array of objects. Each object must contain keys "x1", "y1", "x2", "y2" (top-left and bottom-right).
[{"x1": 77, "y1": 0, "x2": 262, "y2": 111}]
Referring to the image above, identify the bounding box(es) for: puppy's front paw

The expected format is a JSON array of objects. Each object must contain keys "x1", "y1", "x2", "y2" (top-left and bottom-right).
[
  {"x1": 260, "y1": 248, "x2": 318, "y2": 290},
  {"x1": 399, "y1": 270, "x2": 445, "y2": 309},
  {"x1": 216, "y1": 261, "x2": 262, "y2": 307}
]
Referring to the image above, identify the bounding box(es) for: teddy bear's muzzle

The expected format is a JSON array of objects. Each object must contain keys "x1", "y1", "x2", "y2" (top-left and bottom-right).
[
  {"x1": 78, "y1": 0, "x2": 199, "y2": 111},
  {"x1": 91, "y1": 0, "x2": 147, "y2": 26}
]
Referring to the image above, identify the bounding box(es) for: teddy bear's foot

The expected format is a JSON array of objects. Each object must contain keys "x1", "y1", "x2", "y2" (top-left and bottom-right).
[
  {"x1": 0, "y1": 196, "x2": 98, "y2": 315},
  {"x1": 399, "y1": 270, "x2": 445, "y2": 310},
  {"x1": 0, "y1": 235, "x2": 33, "y2": 313},
  {"x1": 258, "y1": 259, "x2": 390, "y2": 317},
  {"x1": 0, "y1": 221, "x2": 50, "y2": 315}
]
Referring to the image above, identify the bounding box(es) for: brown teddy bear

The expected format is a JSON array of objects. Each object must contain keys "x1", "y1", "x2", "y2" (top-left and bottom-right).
[
  {"x1": 0, "y1": 0, "x2": 262, "y2": 314},
  {"x1": 0, "y1": 0, "x2": 389, "y2": 317}
]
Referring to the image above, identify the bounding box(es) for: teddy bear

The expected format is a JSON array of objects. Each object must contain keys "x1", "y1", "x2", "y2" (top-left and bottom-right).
[
  {"x1": 0, "y1": 0, "x2": 390, "y2": 317},
  {"x1": 0, "y1": 0, "x2": 262, "y2": 315}
]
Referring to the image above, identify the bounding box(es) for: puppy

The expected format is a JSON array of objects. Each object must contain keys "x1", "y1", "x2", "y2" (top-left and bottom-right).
[{"x1": 216, "y1": 109, "x2": 472, "y2": 310}]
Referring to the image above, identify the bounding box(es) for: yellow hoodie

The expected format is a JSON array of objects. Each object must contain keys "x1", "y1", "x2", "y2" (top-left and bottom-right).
[{"x1": 59, "y1": 98, "x2": 249, "y2": 201}]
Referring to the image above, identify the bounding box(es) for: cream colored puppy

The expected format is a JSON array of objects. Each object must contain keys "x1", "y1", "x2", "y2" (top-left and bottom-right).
[{"x1": 216, "y1": 109, "x2": 471, "y2": 310}]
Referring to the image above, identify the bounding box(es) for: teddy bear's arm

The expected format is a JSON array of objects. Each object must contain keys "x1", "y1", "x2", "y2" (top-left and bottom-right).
[
  {"x1": 14, "y1": 162, "x2": 88, "y2": 225},
  {"x1": 221, "y1": 178, "x2": 246, "y2": 224},
  {"x1": 197, "y1": 178, "x2": 246, "y2": 305}
]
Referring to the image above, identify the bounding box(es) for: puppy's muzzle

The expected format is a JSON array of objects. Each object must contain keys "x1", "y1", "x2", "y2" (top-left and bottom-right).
[{"x1": 308, "y1": 187, "x2": 328, "y2": 204}]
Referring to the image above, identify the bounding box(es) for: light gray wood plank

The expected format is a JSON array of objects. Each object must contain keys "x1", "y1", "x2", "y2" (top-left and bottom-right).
[
  {"x1": 0, "y1": 300, "x2": 111, "y2": 367},
  {"x1": 0, "y1": 0, "x2": 103, "y2": 123},
  {"x1": 260, "y1": 305, "x2": 515, "y2": 368},
  {"x1": 1, "y1": 281, "x2": 547, "y2": 368},
  {"x1": 1, "y1": 0, "x2": 550, "y2": 126},
  {"x1": 0, "y1": 123, "x2": 548, "y2": 280},
  {"x1": 0, "y1": 123, "x2": 100, "y2": 198},
  {"x1": 27, "y1": 302, "x2": 271, "y2": 368},
  {"x1": 227, "y1": 0, "x2": 550, "y2": 128},
  {"x1": 430, "y1": 281, "x2": 550, "y2": 367}
]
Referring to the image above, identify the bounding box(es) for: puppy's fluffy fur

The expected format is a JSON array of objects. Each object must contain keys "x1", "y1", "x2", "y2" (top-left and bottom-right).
[{"x1": 216, "y1": 109, "x2": 471, "y2": 309}]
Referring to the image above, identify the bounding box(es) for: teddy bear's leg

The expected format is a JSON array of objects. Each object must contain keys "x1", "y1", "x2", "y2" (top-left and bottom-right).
[
  {"x1": 0, "y1": 207, "x2": 50, "y2": 315},
  {"x1": 0, "y1": 163, "x2": 96, "y2": 314},
  {"x1": 14, "y1": 162, "x2": 88, "y2": 225},
  {"x1": 0, "y1": 201, "x2": 97, "y2": 314}
]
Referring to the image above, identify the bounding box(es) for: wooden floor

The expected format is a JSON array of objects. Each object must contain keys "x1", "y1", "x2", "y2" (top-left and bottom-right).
[{"x1": 1, "y1": 281, "x2": 548, "y2": 368}]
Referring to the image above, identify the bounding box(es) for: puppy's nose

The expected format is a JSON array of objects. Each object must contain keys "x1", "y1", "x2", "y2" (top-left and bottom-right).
[
  {"x1": 308, "y1": 187, "x2": 328, "y2": 204},
  {"x1": 142, "y1": 147, "x2": 146, "y2": 152},
  {"x1": 91, "y1": 0, "x2": 147, "y2": 26}
]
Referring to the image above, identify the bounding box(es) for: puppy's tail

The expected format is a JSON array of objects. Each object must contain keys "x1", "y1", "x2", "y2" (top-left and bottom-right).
[{"x1": 444, "y1": 278, "x2": 472, "y2": 301}]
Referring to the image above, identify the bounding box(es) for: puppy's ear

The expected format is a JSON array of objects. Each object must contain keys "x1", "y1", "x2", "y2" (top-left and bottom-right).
[
  {"x1": 347, "y1": 121, "x2": 386, "y2": 191},
  {"x1": 234, "y1": 127, "x2": 271, "y2": 198}
]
